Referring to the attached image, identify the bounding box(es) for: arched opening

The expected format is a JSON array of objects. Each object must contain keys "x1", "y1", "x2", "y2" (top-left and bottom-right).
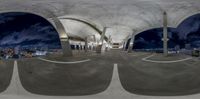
[
  {"x1": 133, "y1": 27, "x2": 178, "y2": 52},
  {"x1": 177, "y1": 13, "x2": 200, "y2": 54},
  {"x1": 118, "y1": 13, "x2": 200, "y2": 96},
  {"x1": 0, "y1": 11, "x2": 62, "y2": 94},
  {"x1": 9, "y1": 13, "x2": 114, "y2": 96},
  {"x1": 0, "y1": 12, "x2": 62, "y2": 59}
]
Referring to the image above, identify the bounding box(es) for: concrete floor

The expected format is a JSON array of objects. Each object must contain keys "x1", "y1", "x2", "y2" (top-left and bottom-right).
[
  {"x1": 17, "y1": 51, "x2": 114, "y2": 96},
  {"x1": 0, "y1": 60, "x2": 13, "y2": 92},
  {"x1": 0, "y1": 49, "x2": 200, "y2": 98},
  {"x1": 118, "y1": 51, "x2": 200, "y2": 96}
]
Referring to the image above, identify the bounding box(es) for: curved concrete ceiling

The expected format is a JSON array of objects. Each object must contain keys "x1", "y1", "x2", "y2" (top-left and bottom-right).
[
  {"x1": 1, "y1": 0, "x2": 200, "y2": 43},
  {"x1": 59, "y1": 17, "x2": 108, "y2": 41},
  {"x1": 60, "y1": 19, "x2": 101, "y2": 41}
]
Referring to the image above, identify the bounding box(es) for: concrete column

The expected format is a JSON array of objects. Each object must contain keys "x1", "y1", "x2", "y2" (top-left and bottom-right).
[
  {"x1": 162, "y1": 11, "x2": 169, "y2": 56},
  {"x1": 107, "y1": 35, "x2": 112, "y2": 51},
  {"x1": 122, "y1": 41, "x2": 126, "y2": 51},
  {"x1": 123, "y1": 35, "x2": 131, "y2": 51},
  {"x1": 85, "y1": 37, "x2": 88, "y2": 52},
  {"x1": 60, "y1": 39, "x2": 72, "y2": 57},
  {"x1": 93, "y1": 35, "x2": 97, "y2": 51},
  {"x1": 52, "y1": 17, "x2": 72, "y2": 57},
  {"x1": 96, "y1": 27, "x2": 107, "y2": 53},
  {"x1": 100, "y1": 27, "x2": 107, "y2": 44},
  {"x1": 127, "y1": 33, "x2": 135, "y2": 53},
  {"x1": 91, "y1": 43, "x2": 94, "y2": 51},
  {"x1": 79, "y1": 43, "x2": 82, "y2": 52}
]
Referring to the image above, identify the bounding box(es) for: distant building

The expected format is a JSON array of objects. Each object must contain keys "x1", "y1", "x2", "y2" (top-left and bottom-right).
[{"x1": 34, "y1": 50, "x2": 47, "y2": 56}]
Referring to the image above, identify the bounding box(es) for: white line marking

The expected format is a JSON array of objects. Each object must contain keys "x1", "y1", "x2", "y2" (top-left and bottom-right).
[
  {"x1": 97, "y1": 63, "x2": 127, "y2": 95},
  {"x1": 38, "y1": 58, "x2": 91, "y2": 64},
  {"x1": 2, "y1": 61, "x2": 32, "y2": 95},
  {"x1": 2, "y1": 61, "x2": 19, "y2": 95},
  {"x1": 142, "y1": 54, "x2": 193, "y2": 63},
  {"x1": 108, "y1": 63, "x2": 125, "y2": 91},
  {"x1": 131, "y1": 53, "x2": 149, "y2": 57}
]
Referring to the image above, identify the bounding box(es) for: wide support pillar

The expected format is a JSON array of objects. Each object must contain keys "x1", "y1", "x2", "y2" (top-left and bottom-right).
[
  {"x1": 127, "y1": 33, "x2": 135, "y2": 53},
  {"x1": 52, "y1": 17, "x2": 73, "y2": 57},
  {"x1": 107, "y1": 35, "x2": 112, "y2": 51},
  {"x1": 92, "y1": 35, "x2": 97, "y2": 51},
  {"x1": 122, "y1": 41, "x2": 126, "y2": 51},
  {"x1": 85, "y1": 37, "x2": 88, "y2": 52},
  {"x1": 96, "y1": 27, "x2": 107, "y2": 53},
  {"x1": 60, "y1": 38, "x2": 73, "y2": 57},
  {"x1": 79, "y1": 43, "x2": 82, "y2": 52},
  {"x1": 162, "y1": 11, "x2": 169, "y2": 56}
]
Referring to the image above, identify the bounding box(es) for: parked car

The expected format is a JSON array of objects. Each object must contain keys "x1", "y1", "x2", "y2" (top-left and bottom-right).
[{"x1": 192, "y1": 49, "x2": 200, "y2": 57}]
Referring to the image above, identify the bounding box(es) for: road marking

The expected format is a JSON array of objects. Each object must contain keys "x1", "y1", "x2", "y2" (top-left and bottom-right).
[
  {"x1": 2, "y1": 60, "x2": 19, "y2": 95},
  {"x1": 142, "y1": 54, "x2": 193, "y2": 63},
  {"x1": 131, "y1": 53, "x2": 149, "y2": 57},
  {"x1": 99, "y1": 63, "x2": 127, "y2": 94},
  {"x1": 2, "y1": 60, "x2": 32, "y2": 95},
  {"x1": 38, "y1": 58, "x2": 91, "y2": 64}
]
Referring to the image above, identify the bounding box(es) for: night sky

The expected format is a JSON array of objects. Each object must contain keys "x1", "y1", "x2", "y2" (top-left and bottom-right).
[
  {"x1": 133, "y1": 13, "x2": 200, "y2": 50},
  {"x1": 0, "y1": 12, "x2": 61, "y2": 49}
]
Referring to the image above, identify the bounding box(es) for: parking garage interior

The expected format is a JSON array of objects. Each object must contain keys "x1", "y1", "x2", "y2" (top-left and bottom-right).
[{"x1": 1, "y1": 0, "x2": 200, "y2": 99}]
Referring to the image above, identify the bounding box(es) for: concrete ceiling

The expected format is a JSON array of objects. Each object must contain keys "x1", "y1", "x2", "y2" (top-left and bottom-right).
[
  {"x1": 0, "y1": 0, "x2": 200, "y2": 43},
  {"x1": 60, "y1": 19, "x2": 101, "y2": 41}
]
